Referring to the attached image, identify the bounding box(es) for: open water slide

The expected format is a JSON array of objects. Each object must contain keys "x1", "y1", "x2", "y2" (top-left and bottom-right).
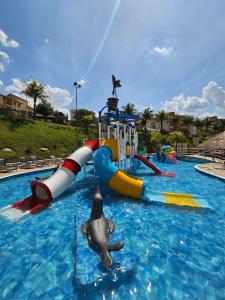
[
  {"x1": 0, "y1": 140, "x2": 99, "y2": 221},
  {"x1": 93, "y1": 146, "x2": 211, "y2": 210},
  {"x1": 133, "y1": 154, "x2": 175, "y2": 177}
]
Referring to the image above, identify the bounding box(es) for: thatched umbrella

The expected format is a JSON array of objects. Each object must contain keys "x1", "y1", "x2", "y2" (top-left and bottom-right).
[{"x1": 197, "y1": 131, "x2": 225, "y2": 150}]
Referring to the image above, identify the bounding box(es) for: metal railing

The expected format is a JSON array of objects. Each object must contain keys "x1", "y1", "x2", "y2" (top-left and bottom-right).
[{"x1": 0, "y1": 107, "x2": 31, "y2": 118}]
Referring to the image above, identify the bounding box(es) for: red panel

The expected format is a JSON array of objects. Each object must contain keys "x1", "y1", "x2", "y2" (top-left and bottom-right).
[
  {"x1": 12, "y1": 195, "x2": 51, "y2": 213},
  {"x1": 62, "y1": 159, "x2": 81, "y2": 175},
  {"x1": 32, "y1": 181, "x2": 53, "y2": 201},
  {"x1": 134, "y1": 154, "x2": 176, "y2": 177},
  {"x1": 84, "y1": 139, "x2": 99, "y2": 151}
]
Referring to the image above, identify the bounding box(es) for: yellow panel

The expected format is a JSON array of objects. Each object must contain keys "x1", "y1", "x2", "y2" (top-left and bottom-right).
[
  {"x1": 100, "y1": 139, "x2": 118, "y2": 161},
  {"x1": 108, "y1": 170, "x2": 143, "y2": 199},
  {"x1": 163, "y1": 192, "x2": 201, "y2": 208}
]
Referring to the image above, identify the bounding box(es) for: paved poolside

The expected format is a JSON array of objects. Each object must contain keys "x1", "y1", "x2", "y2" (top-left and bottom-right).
[
  {"x1": 0, "y1": 165, "x2": 57, "y2": 179},
  {"x1": 184, "y1": 154, "x2": 225, "y2": 180},
  {"x1": 195, "y1": 163, "x2": 225, "y2": 181}
]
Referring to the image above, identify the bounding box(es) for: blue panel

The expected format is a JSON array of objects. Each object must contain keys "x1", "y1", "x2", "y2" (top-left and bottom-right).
[{"x1": 93, "y1": 147, "x2": 118, "y2": 183}]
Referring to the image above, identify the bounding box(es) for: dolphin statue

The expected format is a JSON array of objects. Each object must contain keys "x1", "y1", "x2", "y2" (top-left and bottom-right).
[{"x1": 81, "y1": 187, "x2": 124, "y2": 267}]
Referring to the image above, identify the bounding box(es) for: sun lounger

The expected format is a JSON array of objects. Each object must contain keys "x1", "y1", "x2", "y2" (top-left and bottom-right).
[
  {"x1": 18, "y1": 157, "x2": 37, "y2": 169},
  {"x1": 0, "y1": 158, "x2": 18, "y2": 173},
  {"x1": 30, "y1": 156, "x2": 45, "y2": 167}
]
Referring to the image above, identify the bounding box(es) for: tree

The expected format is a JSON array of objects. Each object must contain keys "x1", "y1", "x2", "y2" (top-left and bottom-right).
[
  {"x1": 172, "y1": 115, "x2": 180, "y2": 131},
  {"x1": 71, "y1": 108, "x2": 96, "y2": 122},
  {"x1": 220, "y1": 119, "x2": 225, "y2": 132},
  {"x1": 36, "y1": 99, "x2": 53, "y2": 116},
  {"x1": 54, "y1": 111, "x2": 66, "y2": 124},
  {"x1": 22, "y1": 79, "x2": 47, "y2": 120},
  {"x1": 194, "y1": 117, "x2": 203, "y2": 132},
  {"x1": 121, "y1": 103, "x2": 136, "y2": 115},
  {"x1": 150, "y1": 131, "x2": 164, "y2": 147},
  {"x1": 167, "y1": 131, "x2": 187, "y2": 145},
  {"x1": 82, "y1": 114, "x2": 95, "y2": 132},
  {"x1": 156, "y1": 110, "x2": 167, "y2": 133},
  {"x1": 212, "y1": 119, "x2": 224, "y2": 134},
  {"x1": 202, "y1": 117, "x2": 212, "y2": 132},
  {"x1": 182, "y1": 115, "x2": 194, "y2": 135},
  {"x1": 141, "y1": 108, "x2": 154, "y2": 134}
]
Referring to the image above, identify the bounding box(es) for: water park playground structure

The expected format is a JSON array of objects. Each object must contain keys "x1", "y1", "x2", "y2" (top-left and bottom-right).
[{"x1": 0, "y1": 94, "x2": 210, "y2": 221}]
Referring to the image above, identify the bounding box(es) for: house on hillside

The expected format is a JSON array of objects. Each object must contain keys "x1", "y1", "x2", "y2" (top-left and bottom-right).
[
  {"x1": 146, "y1": 111, "x2": 197, "y2": 136},
  {"x1": 0, "y1": 93, "x2": 32, "y2": 118}
]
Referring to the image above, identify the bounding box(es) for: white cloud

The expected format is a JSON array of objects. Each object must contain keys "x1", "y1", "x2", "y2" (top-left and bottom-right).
[
  {"x1": 0, "y1": 30, "x2": 19, "y2": 48},
  {"x1": 5, "y1": 78, "x2": 73, "y2": 115},
  {"x1": 0, "y1": 50, "x2": 11, "y2": 72},
  {"x1": 44, "y1": 38, "x2": 49, "y2": 43},
  {"x1": 163, "y1": 81, "x2": 225, "y2": 117},
  {"x1": 202, "y1": 81, "x2": 225, "y2": 107},
  {"x1": 5, "y1": 78, "x2": 25, "y2": 94},
  {"x1": 0, "y1": 51, "x2": 10, "y2": 62},
  {"x1": 44, "y1": 85, "x2": 72, "y2": 114},
  {"x1": 0, "y1": 63, "x2": 5, "y2": 72},
  {"x1": 0, "y1": 80, "x2": 3, "y2": 87},
  {"x1": 152, "y1": 46, "x2": 174, "y2": 57}
]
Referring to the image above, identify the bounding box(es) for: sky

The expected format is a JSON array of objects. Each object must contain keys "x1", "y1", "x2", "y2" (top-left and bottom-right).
[{"x1": 1, "y1": 0, "x2": 225, "y2": 118}]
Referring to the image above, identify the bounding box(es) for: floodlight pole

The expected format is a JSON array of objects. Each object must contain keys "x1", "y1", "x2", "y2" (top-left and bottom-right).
[{"x1": 73, "y1": 81, "x2": 82, "y2": 149}]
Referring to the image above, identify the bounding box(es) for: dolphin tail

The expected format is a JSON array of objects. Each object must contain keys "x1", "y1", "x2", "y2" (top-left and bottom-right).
[
  {"x1": 100, "y1": 245, "x2": 113, "y2": 267},
  {"x1": 94, "y1": 186, "x2": 103, "y2": 201},
  {"x1": 96, "y1": 186, "x2": 101, "y2": 194},
  {"x1": 100, "y1": 242, "x2": 124, "y2": 267},
  {"x1": 108, "y1": 241, "x2": 124, "y2": 252}
]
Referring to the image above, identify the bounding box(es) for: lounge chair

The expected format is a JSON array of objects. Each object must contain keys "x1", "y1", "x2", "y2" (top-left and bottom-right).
[
  {"x1": 213, "y1": 154, "x2": 225, "y2": 170},
  {"x1": 30, "y1": 155, "x2": 46, "y2": 167},
  {"x1": 43, "y1": 155, "x2": 56, "y2": 165},
  {"x1": 0, "y1": 158, "x2": 18, "y2": 173},
  {"x1": 49, "y1": 155, "x2": 57, "y2": 164},
  {"x1": 18, "y1": 157, "x2": 37, "y2": 169}
]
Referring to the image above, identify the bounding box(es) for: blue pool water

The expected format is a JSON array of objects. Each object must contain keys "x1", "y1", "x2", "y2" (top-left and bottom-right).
[{"x1": 0, "y1": 160, "x2": 225, "y2": 299}]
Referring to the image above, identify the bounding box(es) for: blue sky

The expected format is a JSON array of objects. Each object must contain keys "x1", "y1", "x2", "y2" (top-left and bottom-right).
[{"x1": 1, "y1": 0, "x2": 225, "y2": 117}]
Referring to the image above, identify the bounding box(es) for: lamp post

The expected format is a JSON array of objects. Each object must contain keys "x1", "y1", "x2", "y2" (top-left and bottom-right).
[{"x1": 73, "y1": 81, "x2": 82, "y2": 148}]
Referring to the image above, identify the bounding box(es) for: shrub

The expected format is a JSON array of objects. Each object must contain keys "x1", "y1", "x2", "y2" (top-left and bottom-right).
[{"x1": 167, "y1": 131, "x2": 187, "y2": 145}]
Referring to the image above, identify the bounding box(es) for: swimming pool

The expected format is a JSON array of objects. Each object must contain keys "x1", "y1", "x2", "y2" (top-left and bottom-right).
[{"x1": 0, "y1": 160, "x2": 225, "y2": 299}]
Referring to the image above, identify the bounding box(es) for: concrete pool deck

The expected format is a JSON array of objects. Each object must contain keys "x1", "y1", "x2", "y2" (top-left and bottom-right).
[
  {"x1": 195, "y1": 163, "x2": 225, "y2": 181},
  {"x1": 182, "y1": 154, "x2": 225, "y2": 181},
  {"x1": 0, "y1": 165, "x2": 57, "y2": 180}
]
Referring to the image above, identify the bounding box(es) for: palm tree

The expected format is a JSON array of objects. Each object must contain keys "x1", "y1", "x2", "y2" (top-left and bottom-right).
[
  {"x1": 156, "y1": 110, "x2": 167, "y2": 133},
  {"x1": 121, "y1": 103, "x2": 136, "y2": 115},
  {"x1": 202, "y1": 117, "x2": 212, "y2": 133},
  {"x1": 182, "y1": 115, "x2": 194, "y2": 135},
  {"x1": 194, "y1": 117, "x2": 203, "y2": 132},
  {"x1": 172, "y1": 115, "x2": 180, "y2": 131},
  {"x1": 141, "y1": 108, "x2": 154, "y2": 134},
  {"x1": 212, "y1": 121, "x2": 219, "y2": 134},
  {"x1": 212, "y1": 120, "x2": 224, "y2": 134},
  {"x1": 22, "y1": 79, "x2": 47, "y2": 120}
]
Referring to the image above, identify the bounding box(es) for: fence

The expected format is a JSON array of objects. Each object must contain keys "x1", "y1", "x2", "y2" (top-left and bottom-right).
[
  {"x1": 0, "y1": 107, "x2": 32, "y2": 119},
  {"x1": 176, "y1": 143, "x2": 188, "y2": 155}
]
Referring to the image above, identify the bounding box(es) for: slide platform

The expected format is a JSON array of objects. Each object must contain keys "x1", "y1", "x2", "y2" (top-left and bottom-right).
[
  {"x1": 0, "y1": 140, "x2": 99, "y2": 221},
  {"x1": 133, "y1": 154, "x2": 175, "y2": 177}
]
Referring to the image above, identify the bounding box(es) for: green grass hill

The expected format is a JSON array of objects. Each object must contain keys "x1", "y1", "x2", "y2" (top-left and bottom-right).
[{"x1": 0, "y1": 118, "x2": 98, "y2": 162}]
